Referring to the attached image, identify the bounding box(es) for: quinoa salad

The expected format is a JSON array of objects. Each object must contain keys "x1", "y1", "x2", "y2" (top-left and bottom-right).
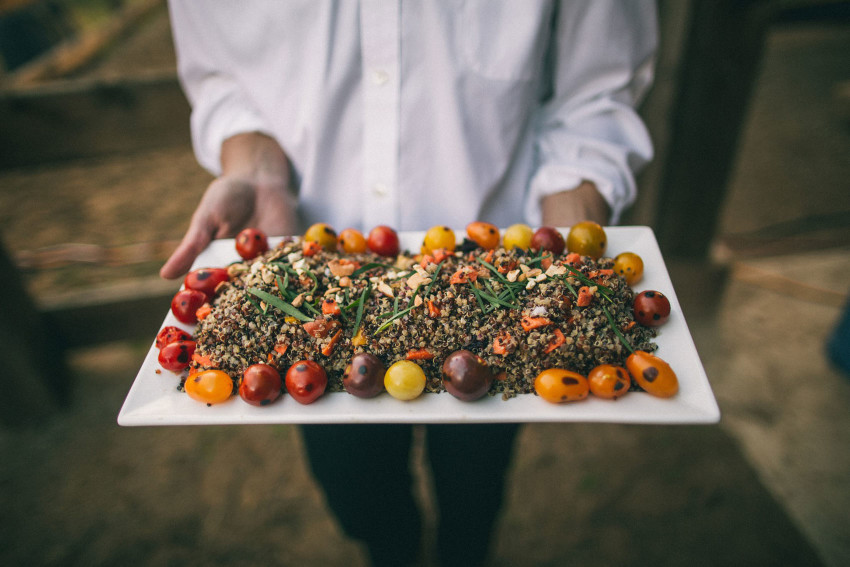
[{"x1": 190, "y1": 237, "x2": 657, "y2": 400}]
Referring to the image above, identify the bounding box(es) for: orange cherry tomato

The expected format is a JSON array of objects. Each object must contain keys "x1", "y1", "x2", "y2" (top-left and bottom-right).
[
  {"x1": 184, "y1": 369, "x2": 234, "y2": 405},
  {"x1": 337, "y1": 228, "x2": 367, "y2": 254},
  {"x1": 626, "y1": 351, "x2": 679, "y2": 398},
  {"x1": 304, "y1": 223, "x2": 338, "y2": 250},
  {"x1": 235, "y1": 228, "x2": 269, "y2": 260},
  {"x1": 534, "y1": 368, "x2": 589, "y2": 403},
  {"x1": 566, "y1": 221, "x2": 607, "y2": 259},
  {"x1": 613, "y1": 252, "x2": 644, "y2": 286},
  {"x1": 466, "y1": 221, "x2": 500, "y2": 250},
  {"x1": 587, "y1": 364, "x2": 631, "y2": 399}
]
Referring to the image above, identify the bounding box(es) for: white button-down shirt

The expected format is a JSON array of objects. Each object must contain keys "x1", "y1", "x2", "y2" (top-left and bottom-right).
[{"x1": 168, "y1": 0, "x2": 656, "y2": 232}]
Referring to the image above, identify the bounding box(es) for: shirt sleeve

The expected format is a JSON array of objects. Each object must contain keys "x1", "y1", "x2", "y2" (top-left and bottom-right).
[
  {"x1": 525, "y1": 0, "x2": 658, "y2": 226},
  {"x1": 167, "y1": 0, "x2": 271, "y2": 176}
]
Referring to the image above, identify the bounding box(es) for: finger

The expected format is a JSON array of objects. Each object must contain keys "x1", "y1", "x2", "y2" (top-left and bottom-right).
[{"x1": 159, "y1": 222, "x2": 214, "y2": 279}]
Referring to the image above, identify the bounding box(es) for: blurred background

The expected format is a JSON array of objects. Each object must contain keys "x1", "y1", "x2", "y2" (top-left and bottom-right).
[{"x1": 1, "y1": 1, "x2": 848, "y2": 565}]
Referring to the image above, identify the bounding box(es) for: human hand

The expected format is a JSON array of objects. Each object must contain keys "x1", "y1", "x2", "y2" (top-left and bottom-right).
[
  {"x1": 160, "y1": 133, "x2": 297, "y2": 279},
  {"x1": 541, "y1": 180, "x2": 611, "y2": 227}
]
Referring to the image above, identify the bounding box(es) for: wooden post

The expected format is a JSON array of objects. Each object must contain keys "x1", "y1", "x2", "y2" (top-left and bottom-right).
[
  {"x1": 0, "y1": 238, "x2": 70, "y2": 425},
  {"x1": 654, "y1": 0, "x2": 774, "y2": 259}
]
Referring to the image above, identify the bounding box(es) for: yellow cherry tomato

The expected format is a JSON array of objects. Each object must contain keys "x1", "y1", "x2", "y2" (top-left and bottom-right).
[
  {"x1": 466, "y1": 221, "x2": 500, "y2": 250},
  {"x1": 587, "y1": 364, "x2": 631, "y2": 399},
  {"x1": 502, "y1": 223, "x2": 533, "y2": 251},
  {"x1": 566, "y1": 221, "x2": 607, "y2": 259},
  {"x1": 422, "y1": 225, "x2": 456, "y2": 254},
  {"x1": 534, "y1": 368, "x2": 589, "y2": 403},
  {"x1": 184, "y1": 370, "x2": 234, "y2": 405},
  {"x1": 384, "y1": 360, "x2": 426, "y2": 401},
  {"x1": 613, "y1": 252, "x2": 644, "y2": 286},
  {"x1": 337, "y1": 228, "x2": 367, "y2": 254},
  {"x1": 304, "y1": 223, "x2": 338, "y2": 250},
  {"x1": 626, "y1": 351, "x2": 679, "y2": 398}
]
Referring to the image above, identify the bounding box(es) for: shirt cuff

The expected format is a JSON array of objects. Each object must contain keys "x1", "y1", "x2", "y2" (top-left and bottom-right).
[
  {"x1": 189, "y1": 82, "x2": 270, "y2": 176},
  {"x1": 524, "y1": 158, "x2": 635, "y2": 227}
]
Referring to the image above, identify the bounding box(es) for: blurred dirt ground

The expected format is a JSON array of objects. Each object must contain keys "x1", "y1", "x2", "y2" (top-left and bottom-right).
[{"x1": 1, "y1": 4, "x2": 849, "y2": 567}]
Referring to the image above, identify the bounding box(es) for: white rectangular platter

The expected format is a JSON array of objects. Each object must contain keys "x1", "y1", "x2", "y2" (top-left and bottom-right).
[{"x1": 118, "y1": 226, "x2": 719, "y2": 426}]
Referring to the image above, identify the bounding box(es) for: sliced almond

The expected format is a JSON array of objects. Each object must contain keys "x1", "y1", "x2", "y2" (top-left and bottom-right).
[
  {"x1": 328, "y1": 259, "x2": 356, "y2": 277},
  {"x1": 407, "y1": 272, "x2": 431, "y2": 290},
  {"x1": 377, "y1": 281, "x2": 394, "y2": 298}
]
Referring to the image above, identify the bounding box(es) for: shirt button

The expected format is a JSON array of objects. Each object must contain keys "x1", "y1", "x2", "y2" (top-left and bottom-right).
[
  {"x1": 371, "y1": 69, "x2": 389, "y2": 85},
  {"x1": 372, "y1": 183, "x2": 389, "y2": 196}
]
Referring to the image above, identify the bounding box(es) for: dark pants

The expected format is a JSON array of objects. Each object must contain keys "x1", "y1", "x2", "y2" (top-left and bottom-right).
[{"x1": 301, "y1": 423, "x2": 520, "y2": 567}]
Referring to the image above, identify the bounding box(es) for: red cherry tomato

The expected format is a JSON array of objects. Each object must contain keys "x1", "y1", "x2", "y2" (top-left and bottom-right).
[
  {"x1": 633, "y1": 290, "x2": 671, "y2": 327},
  {"x1": 285, "y1": 360, "x2": 328, "y2": 404},
  {"x1": 367, "y1": 225, "x2": 400, "y2": 257},
  {"x1": 239, "y1": 363, "x2": 283, "y2": 406},
  {"x1": 235, "y1": 228, "x2": 269, "y2": 260},
  {"x1": 155, "y1": 326, "x2": 192, "y2": 349},
  {"x1": 183, "y1": 267, "x2": 229, "y2": 301},
  {"x1": 171, "y1": 289, "x2": 207, "y2": 325},
  {"x1": 158, "y1": 340, "x2": 196, "y2": 373},
  {"x1": 530, "y1": 227, "x2": 566, "y2": 255}
]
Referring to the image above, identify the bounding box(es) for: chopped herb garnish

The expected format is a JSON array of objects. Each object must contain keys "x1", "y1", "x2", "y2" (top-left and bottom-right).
[
  {"x1": 602, "y1": 304, "x2": 634, "y2": 354},
  {"x1": 246, "y1": 288, "x2": 312, "y2": 322},
  {"x1": 352, "y1": 284, "x2": 370, "y2": 336},
  {"x1": 352, "y1": 262, "x2": 390, "y2": 277}
]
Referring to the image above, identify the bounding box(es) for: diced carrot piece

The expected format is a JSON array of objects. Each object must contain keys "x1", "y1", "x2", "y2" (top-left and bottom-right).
[
  {"x1": 577, "y1": 286, "x2": 593, "y2": 307},
  {"x1": 540, "y1": 255, "x2": 553, "y2": 270},
  {"x1": 195, "y1": 303, "x2": 212, "y2": 321},
  {"x1": 302, "y1": 240, "x2": 322, "y2": 257},
  {"x1": 543, "y1": 328, "x2": 565, "y2": 354},
  {"x1": 192, "y1": 352, "x2": 215, "y2": 367},
  {"x1": 497, "y1": 260, "x2": 517, "y2": 274},
  {"x1": 322, "y1": 298, "x2": 341, "y2": 316},
  {"x1": 565, "y1": 253, "x2": 582, "y2": 265},
  {"x1": 405, "y1": 348, "x2": 434, "y2": 360},
  {"x1": 482, "y1": 249, "x2": 495, "y2": 264},
  {"x1": 493, "y1": 333, "x2": 512, "y2": 355},
  {"x1": 303, "y1": 317, "x2": 335, "y2": 338},
  {"x1": 321, "y1": 330, "x2": 342, "y2": 356},
  {"x1": 450, "y1": 269, "x2": 468, "y2": 285},
  {"x1": 521, "y1": 316, "x2": 552, "y2": 332},
  {"x1": 450, "y1": 267, "x2": 478, "y2": 285},
  {"x1": 274, "y1": 343, "x2": 289, "y2": 355},
  {"x1": 431, "y1": 248, "x2": 452, "y2": 264},
  {"x1": 427, "y1": 300, "x2": 441, "y2": 318}
]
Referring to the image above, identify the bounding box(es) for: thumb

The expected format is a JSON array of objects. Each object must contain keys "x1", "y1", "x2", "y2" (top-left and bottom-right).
[{"x1": 159, "y1": 222, "x2": 214, "y2": 280}]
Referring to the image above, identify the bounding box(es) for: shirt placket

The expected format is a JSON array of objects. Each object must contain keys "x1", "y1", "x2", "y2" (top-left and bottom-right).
[{"x1": 360, "y1": 0, "x2": 401, "y2": 229}]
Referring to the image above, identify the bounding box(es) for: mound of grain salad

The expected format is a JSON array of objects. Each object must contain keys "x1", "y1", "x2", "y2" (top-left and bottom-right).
[{"x1": 161, "y1": 221, "x2": 678, "y2": 407}]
